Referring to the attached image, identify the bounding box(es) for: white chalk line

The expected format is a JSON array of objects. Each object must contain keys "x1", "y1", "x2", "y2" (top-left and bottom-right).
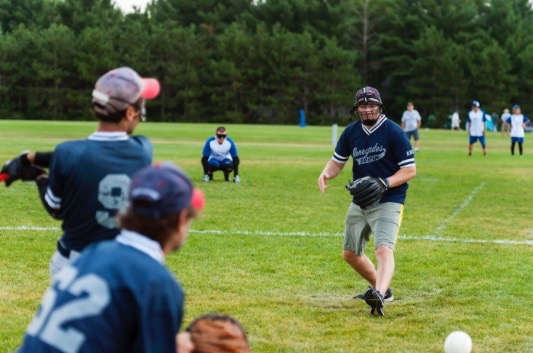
[
  {"x1": 0, "y1": 226, "x2": 532, "y2": 246},
  {"x1": 433, "y1": 182, "x2": 485, "y2": 237}
]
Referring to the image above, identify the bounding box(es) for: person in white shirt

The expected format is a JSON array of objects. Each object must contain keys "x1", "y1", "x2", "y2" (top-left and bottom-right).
[
  {"x1": 451, "y1": 111, "x2": 461, "y2": 130},
  {"x1": 401, "y1": 102, "x2": 422, "y2": 151},
  {"x1": 505, "y1": 104, "x2": 530, "y2": 156},
  {"x1": 500, "y1": 108, "x2": 511, "y2": 137},
  {"x1": 467, "y1": 100, "x2": 487, "y2": 156}
]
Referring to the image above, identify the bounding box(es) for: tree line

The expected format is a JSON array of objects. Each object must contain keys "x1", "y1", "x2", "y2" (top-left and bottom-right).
[{"x1": 0, "y1": 0, "x2": 532, "y2": 126}]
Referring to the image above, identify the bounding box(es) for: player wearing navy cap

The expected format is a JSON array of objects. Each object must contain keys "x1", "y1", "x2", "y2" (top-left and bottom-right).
[
  {"x1": 467, "y1": 100, "x2": 487, "y2": 156},
  {"x1": 505, "y1": 104, "x2": 530, "y2": 156},
  {"x1": 317, "y1": 86, "x2": 416, "y2": 316},
  {"x1": 17, "y1": 163, "x2": 205, "y2": 353},
  {"x1": 1, "y1": 67, "x2": 159, "y2": 276}
]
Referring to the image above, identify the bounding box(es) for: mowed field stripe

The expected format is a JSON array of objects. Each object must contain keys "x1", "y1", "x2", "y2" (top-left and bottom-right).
[{"x1": 1, "y1": 226, "x2": 532, "y2": 246}]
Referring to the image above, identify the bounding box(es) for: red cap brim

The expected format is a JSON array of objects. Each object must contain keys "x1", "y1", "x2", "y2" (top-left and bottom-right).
[
  {"x1": 191, "y1": 188, "x2": 205, "y2": 211},
  {"x1": 141, "y1": 78, "x2": 160, "y2": 99}
]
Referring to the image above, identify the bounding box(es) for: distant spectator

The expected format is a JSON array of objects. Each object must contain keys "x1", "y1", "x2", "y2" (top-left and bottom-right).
[
  {"x1": 501, "y1": 108, "x2": 511, "y2": 137},
  {"x1": 451, "y1": 111, "x2": 461, "y2": 130},
  {"x1": 505, "y1": 104, "x2": 530, "y2": 156},
  {"x1": 485, "y1": 112, "x2": 493, "y2": 132},
  {"x1": 401, "y1": 102, "x2": 422, "y2": 152},
  {"x1": 467, "y1": 100, "x2": 487, "y2": 156}
]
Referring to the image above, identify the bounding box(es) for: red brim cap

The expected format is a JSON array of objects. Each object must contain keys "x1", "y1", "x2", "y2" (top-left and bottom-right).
[
  {"x1": 141, "y1": 78, "x2": 161, "y2": 99},
  {"x1": 191, "y1": 188, "x2": 205, "y2": 211}
]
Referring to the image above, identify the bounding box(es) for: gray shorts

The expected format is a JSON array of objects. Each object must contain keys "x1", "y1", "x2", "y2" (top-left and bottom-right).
[
  {"x1": 405, "y1": 129, "x2": 419, "y2": 141},
  {"x1": 343, "y1": 202, "x2": 404, "y2": 255}
]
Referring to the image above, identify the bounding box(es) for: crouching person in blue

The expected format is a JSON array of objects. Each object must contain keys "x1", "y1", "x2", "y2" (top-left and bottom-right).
[
  {"x1": 17, "y1": 163, "x2": 205, "y2": 353},
  {"x1": 201, "y1": 126, "x2": 240, "y2": 183}
]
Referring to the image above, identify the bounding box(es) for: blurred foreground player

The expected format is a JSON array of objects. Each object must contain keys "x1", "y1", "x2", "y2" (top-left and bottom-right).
[
  {"x1": 1, "y1": 67, "x2": 159, "y2": 276},
  {"x1": 18, "y1": 163, "x2": 204, "y2": 353}
]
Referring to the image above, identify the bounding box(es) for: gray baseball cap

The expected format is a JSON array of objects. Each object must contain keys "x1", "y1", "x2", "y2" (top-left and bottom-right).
[{"x1": 92, "y1": 67, "x2": 160, "y2": 118}]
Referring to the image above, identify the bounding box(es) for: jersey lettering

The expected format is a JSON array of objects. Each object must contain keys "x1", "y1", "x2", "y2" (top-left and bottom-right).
[
  {"x1": 25, "y1": 265, "x2": 111, "y2": 353},
  {"x1": 96, "y1": 174, "x2": 131, "y2": 229}
]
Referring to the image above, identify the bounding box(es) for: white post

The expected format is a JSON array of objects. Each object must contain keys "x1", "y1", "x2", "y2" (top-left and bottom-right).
[{"x1": 332, "y1": 124, "x2": 338, "y2": 146}]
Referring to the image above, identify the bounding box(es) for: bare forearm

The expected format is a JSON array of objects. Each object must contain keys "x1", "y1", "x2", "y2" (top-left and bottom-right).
[
  {"x1": 317, "y1": 160, "x2": 344, "y2": 193},
  {"x1": 387, "y1": 166, "x2": 416, "y2": 188}
]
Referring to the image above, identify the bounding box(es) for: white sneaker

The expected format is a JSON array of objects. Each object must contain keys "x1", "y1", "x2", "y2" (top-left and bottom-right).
[
  {"x1": 233, "y1": 175, "x2": 241, "y2": 183},
  {"x1": 203, "y1": 174, "x2": 210, "y2": 182}
]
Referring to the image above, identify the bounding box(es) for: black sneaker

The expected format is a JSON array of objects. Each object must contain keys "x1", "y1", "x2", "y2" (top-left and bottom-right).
[
  {"x1": 363, "y1": 288, "x2": 384, "y2": 316},
  {"x1": 354, "y1": 287, "x2": 394, "y2": 302},
  {"x1": 384, "y1": 288, "x2": 394, "y2": 302}
]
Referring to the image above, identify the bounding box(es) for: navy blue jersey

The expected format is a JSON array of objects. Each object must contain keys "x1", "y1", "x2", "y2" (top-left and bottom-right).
[
  {"x1": 333, "y1": 116, "x2": 415, "y2": 204},
  {"x1": 18, "y1": 231, "x2": 184, "y2": 353},
  {"x1": 45, "y1": 132, "x2": 152, "y2": 251}
]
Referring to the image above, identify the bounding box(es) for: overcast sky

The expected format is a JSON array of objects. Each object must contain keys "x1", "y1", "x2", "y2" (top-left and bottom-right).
[{"x1": 113, "y1": 0, "x2": 150, "y2": 13}]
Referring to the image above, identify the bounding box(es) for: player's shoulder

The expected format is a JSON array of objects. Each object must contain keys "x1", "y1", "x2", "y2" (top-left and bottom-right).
[
  {"x1": 206, "y1": 136, "x2": 216, "y2": 143},
  {"x1": 130, "y1": 134, "x2": 152, "y2": 144}
]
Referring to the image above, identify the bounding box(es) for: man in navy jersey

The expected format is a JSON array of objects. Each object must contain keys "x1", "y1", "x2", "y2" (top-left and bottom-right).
[
  {"x1": 17, "y1": 163, "x2": 204, "y2": 353},
  {"x1": 317, "y1": 86, "x2": 416, "y2": 316},
  {"x1": 201, "y1": 126, "x2": 240, "y2": 183},
  {"x1": 1, "y1": 67, "x2": 159, "y2": 276}
]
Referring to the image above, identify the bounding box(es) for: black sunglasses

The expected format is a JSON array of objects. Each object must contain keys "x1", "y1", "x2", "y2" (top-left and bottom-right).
[{"x1": 216, "y1": 134, "x2": 227, "y2": 139}]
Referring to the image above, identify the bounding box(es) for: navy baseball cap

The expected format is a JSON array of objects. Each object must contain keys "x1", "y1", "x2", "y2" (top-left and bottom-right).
[
  {"x1": 472, "y1": 100, "x2": 480, "y2": 107},
  {"x1": 129, "y1": 163, "x2": 204, "y2": 218},
  {"x1": 92, "y1": 67, "x2": 160, "y2": 118},
  {"x1": 354, "y1": 86, "x2": 383, "y2": 107},
  {"x1": 512, "y1": 104, "x2": 520, "y2": 109}
]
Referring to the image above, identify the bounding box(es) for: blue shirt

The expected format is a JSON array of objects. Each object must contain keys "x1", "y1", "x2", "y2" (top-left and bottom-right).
[
  {"x1": 45, "y1": 132, "x2": 152, "y2": 251},
  {"x1": 17, "y1": 231, "x2": 184, "y2": 353},
  {"x1": 333, "y1": 116, "x2": 415, "y2": 204}
]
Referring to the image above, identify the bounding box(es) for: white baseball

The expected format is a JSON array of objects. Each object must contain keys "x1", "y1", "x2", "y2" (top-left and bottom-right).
[{"x1": 444, "y1": 331, "x2": 472, "y2": 353}]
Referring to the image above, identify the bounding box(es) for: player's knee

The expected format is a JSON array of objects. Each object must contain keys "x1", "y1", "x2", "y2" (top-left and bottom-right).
[
  {"x1": 342, "y1": 249, "x2": 360, "y2": 262},
  {"x1": 374, "y1": 244, "x2": 393, "y2": 258}
]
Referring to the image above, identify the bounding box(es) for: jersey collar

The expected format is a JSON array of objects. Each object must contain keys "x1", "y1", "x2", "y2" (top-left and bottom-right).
[
  {"x1": 88, "y1": 131, "x2": 129, "y2": 141},
  {"x1": 116, "y1": 230, "x2": 165, "y2": 263},
  {"x1": 361, "y1": 115, "x2": 387, "y2": 135}
]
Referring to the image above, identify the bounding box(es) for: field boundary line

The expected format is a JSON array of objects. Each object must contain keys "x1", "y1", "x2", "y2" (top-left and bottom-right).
[
  {"x1": 2, "y1": 225, "x2": 531, "y2": 246},
  {"x1": 433, "y1": 182, "x2": 485, "y2": 237}
]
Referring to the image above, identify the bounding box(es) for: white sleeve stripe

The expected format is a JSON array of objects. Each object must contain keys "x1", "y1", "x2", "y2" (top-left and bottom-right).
[
  {"x1": 45, "y1": 188, "x2": 61, "y2": 209},
  {"x1": 400, "y1": 163, "x2": 416, "y2": 168},
  {"x1": 398, "y1": 158, "x2": 415, "y2": 166},
  {"x1": 333, "y1": 152, "x2": 349, "y2": 161},
  {"x1": 332, "y1": 156, "x2": 348, "y2": 164}
]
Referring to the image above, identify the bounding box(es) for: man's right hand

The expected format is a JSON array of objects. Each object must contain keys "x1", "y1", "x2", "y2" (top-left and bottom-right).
[{"x1": 317, "y1": 173, "x2": 331, "y2": 193}]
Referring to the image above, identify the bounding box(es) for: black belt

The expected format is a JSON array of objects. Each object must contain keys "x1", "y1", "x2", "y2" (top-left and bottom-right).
[{"x1": 57, "y1": 241, "x2": 71, "y2": 258}]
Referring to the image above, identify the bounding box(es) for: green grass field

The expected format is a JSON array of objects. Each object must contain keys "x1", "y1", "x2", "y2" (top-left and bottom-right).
[{"x1": 1, "y1": 120, "x2": 532, "y2": 353}]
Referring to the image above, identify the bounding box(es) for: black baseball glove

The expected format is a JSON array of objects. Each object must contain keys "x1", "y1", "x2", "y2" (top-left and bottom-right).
[
  {"x1": 1, "y1": 153, "x2": 47, "y2": 187},
  {"x1": 345, "y1": 176, "x2": 389, "y2": 210}
]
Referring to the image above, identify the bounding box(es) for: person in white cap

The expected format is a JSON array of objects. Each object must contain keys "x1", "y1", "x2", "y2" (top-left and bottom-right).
[
  {"x1": 467, "y1": 100, "x2": 487, "y2": 156},
  {"x1": 504, "y1": 104, "x2": 530, "y2": 156},
  {"x1": 1, "y1": 67, "x2": 160, "y2": 276}
]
